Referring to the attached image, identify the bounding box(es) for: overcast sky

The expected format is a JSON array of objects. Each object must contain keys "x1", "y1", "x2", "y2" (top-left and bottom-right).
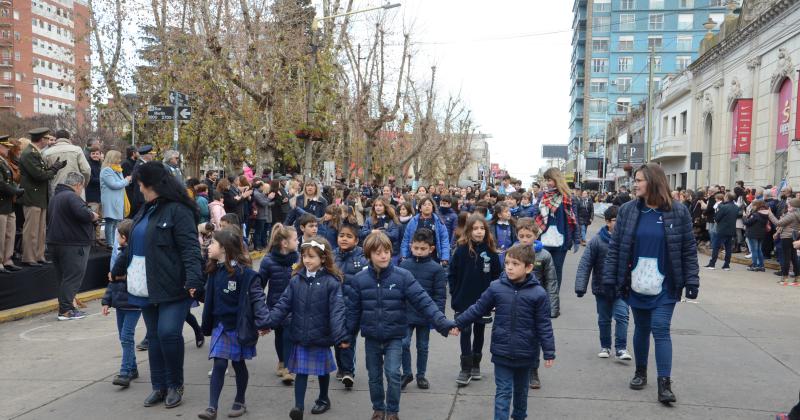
[{"x1": 397, "y1": 0, "x2": 574, "y2": 182}]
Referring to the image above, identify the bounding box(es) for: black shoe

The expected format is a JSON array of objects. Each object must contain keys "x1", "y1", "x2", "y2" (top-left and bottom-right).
[
  {"x1": 112, "y1": 375, "x2": 131, "y2": 388},
  {"x1": 5, "y1": 264, "x2": 21, "y2": 272},
  {"x1": 416, "y1": 376, "x2": 430, "y2": 389},
  {"x1": 195, "y1": 330, "x2": 205, "y2": 348},
  {"x1": 456, "y1": 355, "x2": 472, "y2": 386},
  {"x1": 143, "y1": 390, "x2": 166, "y2": 407},
  {"x1": 629, "y1": 367, "x2": 647, "y2": 390},
  {"x1": 775, "y1": 271, "x2": 784, "y2": 276},
  {"x1": 529, "y1": 368, "x2": 541, "y2": 389},
  {"x1": 136, "y1": 339, "x2": 149, "y2": 351},
  {"x1": 311, "y1": 399, "x2": 330, "y2": 414},
  {"x1": 342, "y1": 372, "x2": 354, "y2": 389},
  {"x1": 471, "y1": 353, "x2": 482, "y2": 380},
  {"x1": 130, "y1": 370, "x2": 139, "y2": 380},
  {"x1": 400, "y1": 374, "x2": 414, "y2": 390},
  {"x1": 38, "y1": 259, "x2": 52, "y2": 265},
  {"x1": 289, "y1": 407, "x2": 304, "y2": 420},
  {"x1": 22, "y1": 262, "x2": 41, "y2": 267},
  {"x1": 165, "y1": 387, "x2": 182, "y2": 408},
  {"x1": 657, "y1": 376, "x2": 677, "y2": 404},
  {"x1": 0, "y1": 267, "x2": 9, "y2": 274}
]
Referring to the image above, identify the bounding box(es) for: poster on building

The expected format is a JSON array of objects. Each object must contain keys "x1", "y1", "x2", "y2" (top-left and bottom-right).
[
  {"x1": 732, "y1": 99, "x2": 753, "y2": 154},
  {"x1": 777, "y1": 79, "x2": 792, "y2": 152},
  {"x1": 796, "y1": 77, "x2": 800, "y2": 140}
]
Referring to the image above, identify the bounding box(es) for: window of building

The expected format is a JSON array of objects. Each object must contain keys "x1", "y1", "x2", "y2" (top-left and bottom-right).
[
  {"x1": 671, "y1": 116, "x2": 677, "y2": 136},
  {"x1": 677, "y1": 56, "x2": 691, "y2": 71},
  {"x1": 620, "y1": 0, "x2": 635, "y2": 10},
  {"x1": 14, "y1": 51, "x2": 19, "y2": 61},
  {"x1": 617, "y1": 77, "x2": 632, "y2": 93},
  {"x1": 646, "y1": 77, "x2": 662, "y2": 92},
  {"x1": 2, "y1": 72, "x2": 10, "y2": 81},
  {"x1": 590, "y1": 78, "x2": 608, "y2": 93},
  {"x1": 618, "y1": 56, "x2": 632, "y2": 72},
  {"x1": 662, "y1": 116, "x2": 669, "y2": 136},
  {"x1": 15, "y1": 73, "x2": 21, "y2": 81},
  {"x1": 648, "y1": 35, "x2": 662, "y2": 50},
  {"x1": 0, "y1": 9, "x2": 8, "y2": 17},
  {"x1": 589, "y1": 120, "x2": 607, "y2": 138},
  {"x1": 709, "y1": 0, "x2": 724, "y2": 6},
  {"x1": 13, "y1": 31, "x2": 19, "y2": 41},
  {"x1": 592, "y1": 58, "x2": 608, "y2": 73},
  {"x1": 680, "y1": 111, "x2": 688, "y2": 134},
  {"x1": 590, "y1": 99, "x2": 606, "y2": 113},
  {"x1": 679, "y1": 0, "x2": 694, "y2": 7},
  {"x1": 648, "y1": 56, "x2": 662, "y2": 72},
  {"x1": 620, "y1": 14, "x2": 635, "y2": 31},
  {"x1": 678, "y1": 14, "x2": 694, "y2": 30},
  {"x1": 594, "y1": 0, "x2": 611, "y2": 12},
  {"x1": 595, "y1": 16, "x2": 611, "y2": 32},
  {"x1": 618, "y1": 35, "x2": 634, "y2": 51},
  {"x1": 649, "y1": 0, "x2": 664, "y2": 9},
  {"x1": 1, "y1": 50, "x2": 8, "y2": 60},
  {"x1": 616, "y1": 98, "x2": 631, "y2": 113},
  {"x1": 677, "y1": 35, "x2": 693, "y2": 51},
  {"x1": 13, "y1": 10, "x2": 18, "y2": 20},
  {"x1": 709, "y1": 13, "x2": 725, "y2": 29},
  {"x1": 592, "y1": 38, "x2": 609, "y2": 53},
  {"x1": 3, "y1": 93, "x2": 11, "y2": 100},
  {"x1": 649, "y1": 13, "x2": 664, "y2": 30}
]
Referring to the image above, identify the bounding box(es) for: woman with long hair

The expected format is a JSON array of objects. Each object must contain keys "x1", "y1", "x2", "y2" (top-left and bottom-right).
[
  {"x1": 100, "y1": 150, "x2": 131, "y2": 247},
  {"x1": 534, "y1": 168, "x2": 580, "y2": 318},
  {"x1": 602, "y1": 163, "x2": 699, "y2": 404},
  {"x1": 122, "y1": 162, "x2": 204, "y2": 409}
]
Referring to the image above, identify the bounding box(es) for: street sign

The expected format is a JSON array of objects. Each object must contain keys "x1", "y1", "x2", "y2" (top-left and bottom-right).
[
  {"x1": 169, "y1": 91, "x2": 189, "y2": 106},
  {"x1": 147, "y1": 105, "x2": 192, "y2": 121}
]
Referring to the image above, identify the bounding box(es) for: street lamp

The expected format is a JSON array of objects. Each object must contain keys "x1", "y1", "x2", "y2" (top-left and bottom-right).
[
  {"x1": 302, "y1": 3, "x2": 402, "y2": 179},
  {"x1": 123, "y1": 93, "x2": 139, "y2": 146}
]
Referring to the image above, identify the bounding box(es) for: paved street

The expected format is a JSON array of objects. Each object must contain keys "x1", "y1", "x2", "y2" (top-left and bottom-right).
[{"x1": 1, "y1": 224, "x2": 798, "y2": 420}]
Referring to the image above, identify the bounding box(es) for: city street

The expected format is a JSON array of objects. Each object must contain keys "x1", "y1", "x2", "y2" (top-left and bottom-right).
[{"x1": 1, "y1": 224, "x2": 798, "y2": 420}]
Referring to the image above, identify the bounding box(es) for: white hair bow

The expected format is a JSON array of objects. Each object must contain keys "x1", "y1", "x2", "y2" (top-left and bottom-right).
[{"x1": 301, "y1": 240, "x2": 326, "y2": 252}]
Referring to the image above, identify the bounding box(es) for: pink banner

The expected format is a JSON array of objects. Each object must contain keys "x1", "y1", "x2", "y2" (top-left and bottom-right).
[
  {"x1": 777, "y1": 79, "x2": 792, "y2": 152},
  {"x1": 731, "y1": 99, "x2": 753, "y2": 154}
]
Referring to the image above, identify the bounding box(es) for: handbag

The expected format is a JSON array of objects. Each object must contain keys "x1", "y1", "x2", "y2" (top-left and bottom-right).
[
  {"x1": 540, "y1": 225, "x2": 564, "y2": 247},
  {"x1": 123, "y1": 191, "x2": 131, "y2": 217}
]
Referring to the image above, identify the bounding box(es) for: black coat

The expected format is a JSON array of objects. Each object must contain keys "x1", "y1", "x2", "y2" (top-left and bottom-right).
[
  {"x1": 448, "y1": 242, "x2": 502, "y2": 312},
  {"x1": 102, "y1": 246, "x2": 139, "y2": 310},
  {"x1": 575, "y1": 197, "x2": 594, "y2": 225},
  {"x1": 259, "y1": 250, "x2": 299, "y2": 307},
  {"x1": 46, "y1": 184, "x2": 95, "y2": 246},
  {"x1": 121, "y1": 199, "x2": 205, "y2": 304},
  {"x1": 744, "y1": 211, "x2": 769, "y2": 240},
  {"x1": 86, "y1": 159, "x2": 102, "y2": 203},
  {"x1": 714, "y1": 201, "x2": 739, "y2": 237},
  {"x1": 400, "y1": 256, "x2": 447, "y2": 326}
]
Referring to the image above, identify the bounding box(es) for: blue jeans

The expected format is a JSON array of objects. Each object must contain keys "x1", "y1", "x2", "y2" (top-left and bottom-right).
[
  {"x1": 401, "y1": 325, "x2": 431, "y2": 378},
  {"x1": 709, "y1": 234, "x2": 733, "y2": 267},
  {"x1": 364, "y1": 338, "x2": 403, "y2": 414},
  {"x1": 105, "y1": 218, "x2": 120, "y2": 247},
  {"x1": 141, "y1": 299, "x2": 191, "y2": 390},
  {"x1": 494, "y1": 363, "x2": 531, "y2": 420},
  {"x1": 334, "y1": 340, "x2": 357, "y2": 375},
  {"x1": 747, "y1": 238, "x2": 764, "y2": 268},
  {"x1": 631, "y1": 303, "x2": 675, "y2": 377},
  {"x1": 116, "y1": 309, "x2": 141, "y2": 376},
  {"x1": 595, "y1": 295, "x2": 629, "y2": 351},
  {"x1": 580, "y1": 224, "x2": 588, "y2": 241}
]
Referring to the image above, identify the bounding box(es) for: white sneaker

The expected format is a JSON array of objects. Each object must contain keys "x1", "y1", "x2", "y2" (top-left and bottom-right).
[
  {"x1": 744, "y1": 254, "x2": 752, "y2": 259},
  {"x1": 598, "y1": 348, "x2": 611, "y2": 358},
  {"x1": 616, "y1": 349, "x2": 632, "y2": 360}
]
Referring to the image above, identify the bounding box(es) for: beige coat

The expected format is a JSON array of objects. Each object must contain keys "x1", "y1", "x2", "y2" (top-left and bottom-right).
[
  {"x1": 42, "y1": 139, "x2": 91, "y2": 198},
  {"x1": 770, "y1": 208, "x2": 800, "y2": 240}
]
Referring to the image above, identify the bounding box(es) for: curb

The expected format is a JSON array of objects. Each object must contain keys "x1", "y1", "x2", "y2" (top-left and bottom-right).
[
  {"x1": 0, "y1": 288, "x2": 106, "y2": 324},
  {"x1": 0, "y1": 249, "x2": 267, "y2": 324},
  {"x1": 697, "y1": 247, "x2": 781, "y2": 270}
]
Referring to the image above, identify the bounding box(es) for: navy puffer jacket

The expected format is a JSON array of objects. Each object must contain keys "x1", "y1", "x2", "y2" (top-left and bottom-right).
[
  {"x1": 347, "y1": 263, "x2": 455, "y2": 341},
  {"x1": 575, "y1": 226, "x2": 614, "y2": 297},
  {"x1": 400, "y1": 256, "x2": 447, "y2": 326},
  {"x1": 602, "y1": 199, "x2": 699, "y2": 299},
  {"x1": 335, "y1": 246, "x2": 369, "y2": 303},
  {"x1": 455, "y1": 273, "x2": 555, "y2": 363},
  {"x1": 259, "y1": 250, "x2": 299, "y2": 307},
  {"x1": 264, "y1": 268, "x2": 348, "y2": 347}
]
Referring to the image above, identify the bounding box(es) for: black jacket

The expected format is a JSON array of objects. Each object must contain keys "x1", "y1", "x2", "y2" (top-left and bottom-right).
[
  {"x1": 46, "y1": 184, "x2": 95, "y2": 246},
  {"x1": 259, "y1": 250, "x2": 299, "y2": 307},
  {"x1": 575, "y1": 197, "x2": 594, "y2": 225},
  {"x1": 714, "y1": 201, "x2": 739, "y2": 237},
  {"x1": 744, "y1": 211, "x2": 769, "y2": 240},
  {"x1": 86, "y1": 159, "x2": 102, "y2": 203},
  {"x1": 400, "y1": 256, "x2": 447, "y2": 326},
  {"x1": 102, "y1": 246, "x2": 140, "y2": 311},
  {"x1": 201, "y1": 266, "x2": 270, "y2": 346},
  {"x1": 264, "y1": 268, "x2": 347, "y2": 347},
  {"x1": 121, "y1": 199, "x2": 205, "y2": 304},
  {"x1": 575, "y1": 226, "x2": 614, "y2": 297},
  {"x1": 612, "y1": 192, "x2": 631, "y2": 206},
  {"x1": 448, "y1": 242, "x2": 502, "y2": 312}
]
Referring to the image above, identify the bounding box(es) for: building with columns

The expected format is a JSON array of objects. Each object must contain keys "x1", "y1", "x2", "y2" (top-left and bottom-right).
[{"x1": 688, "y1": 0, "x2": 800, "y2": 189}]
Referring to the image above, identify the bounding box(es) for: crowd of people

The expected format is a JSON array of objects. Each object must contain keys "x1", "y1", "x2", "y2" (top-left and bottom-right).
[{"x1": 2, "y1": 130, "x2": 796, "y2": 419}]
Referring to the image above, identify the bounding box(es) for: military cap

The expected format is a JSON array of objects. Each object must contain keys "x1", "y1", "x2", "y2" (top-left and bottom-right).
[
  {"x1": 29, "y1": 127, "x2": 50, "y2": 141},
  {"x1": 137, "y1": 145, "x2": 154, "y2": 154}
]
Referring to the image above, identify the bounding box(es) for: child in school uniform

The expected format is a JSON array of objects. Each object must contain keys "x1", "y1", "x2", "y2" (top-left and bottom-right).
[
  {"x1": 399, "y1": 228, "x2": 447, "y2": 390},
  {"x1": 317, "y1": 205, "x2": 342, "y2": 250},
  {"x1": 262, "y1": 236, "x2": 348, "y2": 420},
  {"x1": 514, "y1": 217, "x2": 558, "y2": 389},
  {"x1": 455, "y1": 244, "x2": 556, "y2": 420},
  {"x1": 258, "y1": 223, "x2": 300, "y2": 386},
  {"x1": 397, "y1": 202, "x2": 414, "y2": 248},
  {"x1": 102, "y1": 219, "x2": 140, "y2": 388},
  {"x1": 437, "y1": 195, "x2": 458, "y2": 241},
  {"x1": 334, "y1": 221, "x2": 369, "y2": 388},
  {"x1": 517, "y1": 193, "x2": 536, "y2": 219},
  {"x1": 348, "y1": 231, "x2": 458, "y2": 420},
  {"x1": 490, "y1": 202, "x2": 517, "y2": 266},
  {"x1": 574, "y1": 206, "x2": 631, "y2": 361},
  {"x1": 360, "y1": 197, "x2": 401, "y2": 263},
  {"x1": 450, "y1": 214, "x2": 502, "y2": 387},
  {"x1": 198, "y1": 228, "x2": 270, "y2": 420},
  {"x1": 297, "y1": 213, "x2": 319, "y2": 244}
]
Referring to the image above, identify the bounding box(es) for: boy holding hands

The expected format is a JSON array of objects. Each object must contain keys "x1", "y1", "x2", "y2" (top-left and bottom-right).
[{"x1": 455, "y1": 244, "x2": 555, "y2": 420}]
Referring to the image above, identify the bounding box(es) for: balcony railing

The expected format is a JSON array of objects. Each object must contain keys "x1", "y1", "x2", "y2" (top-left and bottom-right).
[{"x1": 652, "y1": 136, "x2": 688, "y2": 160}]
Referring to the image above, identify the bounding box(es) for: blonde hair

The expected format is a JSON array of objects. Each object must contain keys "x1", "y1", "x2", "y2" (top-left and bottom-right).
[
  {"x1": 102, "y1": 150, "x2": 122, "y2": 167},
  {"x1": 543, "y1": 167, "x2": 571, "y2": 197},
  {"x1": 363, "y1": 231, "x2": 394, "y2": 260}
]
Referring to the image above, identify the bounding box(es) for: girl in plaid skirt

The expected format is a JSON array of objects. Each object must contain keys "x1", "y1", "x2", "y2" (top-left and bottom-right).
[
  {"x1": 262, "y1": 236, "x2": 349, "y2": 420},
  {"x1": 198, "y1": 228, "x2": 270, "y2": 420}
]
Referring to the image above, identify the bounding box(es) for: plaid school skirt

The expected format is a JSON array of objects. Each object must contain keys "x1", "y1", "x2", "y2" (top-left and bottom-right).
[
  {"x1": 287, "y1": 344, "x2": 336, "y2": 376},
  {"x1": 208, "y1": 323, "x2": 256, "y2": 361}
]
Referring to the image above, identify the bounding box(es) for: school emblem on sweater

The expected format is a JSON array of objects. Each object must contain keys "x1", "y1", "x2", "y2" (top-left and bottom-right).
[
  {"x1": 631, "y1": 257, "x2": 664, "y2": 296},
  {"x1": 226, "y1": 280, "x2": 237, "y2": 293},
  {"x1": 480, "y1": 252, "x2": 491, "y2": 273}
]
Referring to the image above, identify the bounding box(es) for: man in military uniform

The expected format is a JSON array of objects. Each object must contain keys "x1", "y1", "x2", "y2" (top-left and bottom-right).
[
  {"x1": 0, "y1": 135, "x2": 24, "y2": 273},
  {"x1": 19, "y1": 128, "x2": 66, "y2": 266}
]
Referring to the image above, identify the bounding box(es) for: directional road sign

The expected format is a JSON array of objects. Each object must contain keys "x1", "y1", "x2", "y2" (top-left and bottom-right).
[
  {"x1": 169, "y1": 91, "x2": 189, "y2": 106},
  {"x1": 147, "y1": 105, "x2": 192, "y2": 121}
]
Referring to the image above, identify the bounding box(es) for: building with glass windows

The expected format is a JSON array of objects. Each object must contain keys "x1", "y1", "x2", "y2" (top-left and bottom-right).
[{"x1": 569, "y1": 0, "x2": 729, "y2": 189}]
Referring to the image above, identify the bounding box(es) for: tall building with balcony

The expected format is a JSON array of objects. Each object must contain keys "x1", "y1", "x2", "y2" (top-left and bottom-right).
[
  {"x1": 570, "y1": 0, "x2": 730, "y2": 189},
  {"x1": 0, "y1": 0, "x2": 90, "y2": 124}
]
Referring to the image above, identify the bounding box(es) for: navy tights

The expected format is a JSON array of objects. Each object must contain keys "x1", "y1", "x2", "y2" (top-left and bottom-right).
[{"x1": 209, "y1": 358, "x2": 248, "y2": 409}]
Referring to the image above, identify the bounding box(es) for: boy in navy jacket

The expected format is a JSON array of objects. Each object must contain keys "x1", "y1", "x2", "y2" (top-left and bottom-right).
[
  {"x1": 399, "y1": 228, "x2": 447, "y2": 390},
  {"x1": 347, "y1": 231, "x2": 458, "y2": 420},
  {"x1": 455, "y1": 244, "x2": 556, "y2": 420}
]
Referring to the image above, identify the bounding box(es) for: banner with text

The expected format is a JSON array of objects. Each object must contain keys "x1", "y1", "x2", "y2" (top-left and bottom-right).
[
  {"x1": 731, "y1": 99, "x2": 753, "y2": 154},
  {"x1": 777, "y1": 79, "x2": 792, "y2": 152}
]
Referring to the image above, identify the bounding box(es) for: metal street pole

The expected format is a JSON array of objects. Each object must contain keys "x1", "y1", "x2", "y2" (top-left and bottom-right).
[
  {"x1": 601, "y1": 107, "x2": 608, "y2": 194},
  {"x1": 172, "y1": 98, "x2": 179, "y2": 152},
  {"x1": 645, "y1": 45, "x2": 655, "y2": 163},
  {"x1": 131, "y1": 108, "x2": 136, "y2": 146}
]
